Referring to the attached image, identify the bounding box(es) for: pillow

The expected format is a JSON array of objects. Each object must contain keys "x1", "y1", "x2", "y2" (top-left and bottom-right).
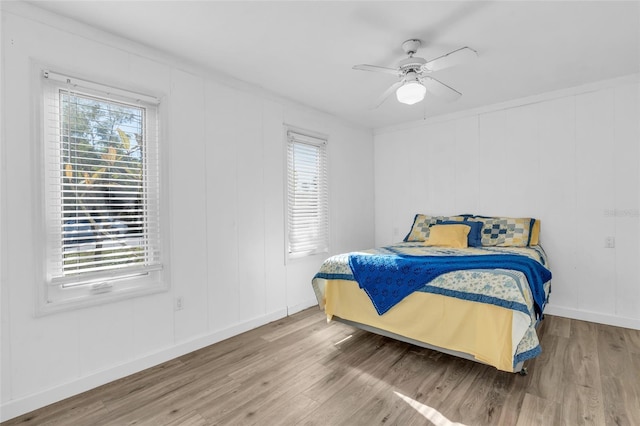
[
  {"x1": 529, "y1": 219, "x2": 541, "y2": 245},
  {"x1": 424, "y1": 224, "x2": 470, "y2": 248},
  {"x1": 441, "y1": 220, "x2": 483, "y2": 247},
  {"x1": 473, "y1": 216, "x2": 535, "y2": 247},
  {"x1": 404, "y1": 214, "x2": 466, "y2": 242}
]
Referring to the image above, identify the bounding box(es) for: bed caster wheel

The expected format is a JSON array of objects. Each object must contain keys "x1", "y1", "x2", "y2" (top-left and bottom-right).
[{"x1": 518, "y1": 367, "x2": 528, "y2": 376}]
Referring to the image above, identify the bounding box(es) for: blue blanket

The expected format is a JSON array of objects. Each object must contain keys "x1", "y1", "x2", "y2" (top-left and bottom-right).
[{"x1": 348, "y1": 253, "x2": 551, "y2": 316}]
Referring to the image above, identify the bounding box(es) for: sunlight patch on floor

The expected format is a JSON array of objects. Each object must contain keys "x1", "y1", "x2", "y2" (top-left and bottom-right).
[
  {"x1": 394, "y1": 391, "x2": 467, "y2": 426},
  {"x1": 333, "y1": 335, "x2": 353, "y2": 346}
]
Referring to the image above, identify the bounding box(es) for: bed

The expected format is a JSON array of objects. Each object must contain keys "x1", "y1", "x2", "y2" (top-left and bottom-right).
[{"x1": 311, "y1": 214, "x2": 552, "y2": 374}]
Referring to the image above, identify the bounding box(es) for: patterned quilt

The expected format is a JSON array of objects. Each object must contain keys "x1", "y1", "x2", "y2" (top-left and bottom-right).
[
  {"x1": 312, "y1": 242, "x2": 552, "y2": 367},
  {"x1": 348, "y1": 252, "x2": 550, "y2": 316}
]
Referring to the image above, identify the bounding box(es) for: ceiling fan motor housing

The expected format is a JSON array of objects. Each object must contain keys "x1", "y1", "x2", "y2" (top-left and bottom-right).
[
  {"x1": 399, "y1": 56, "x2": 427, "y2": 74},
  {"x1": 399, "y1": 39, "x2": 427, "y2": 75}
]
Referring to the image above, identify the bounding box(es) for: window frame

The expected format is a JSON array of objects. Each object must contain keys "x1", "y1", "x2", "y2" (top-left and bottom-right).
[
  {"x1": 284, "y1": 127, "x2": 330, "y2": 261},
  {"x1": 36, "y1": 68, "x2": 167, "y2": 315}
]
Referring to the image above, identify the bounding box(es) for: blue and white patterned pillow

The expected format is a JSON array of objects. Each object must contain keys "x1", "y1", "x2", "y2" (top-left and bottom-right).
[{"x1": 474, "y1": 216, "x2": 534, "y2": 247}]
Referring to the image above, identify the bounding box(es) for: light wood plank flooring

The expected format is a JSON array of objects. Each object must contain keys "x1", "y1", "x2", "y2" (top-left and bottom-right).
[{"x1": 3, "y1": 309, "x2": 639, "y2": 425}]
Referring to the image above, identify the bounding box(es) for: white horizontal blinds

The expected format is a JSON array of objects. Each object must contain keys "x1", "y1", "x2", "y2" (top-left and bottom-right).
[
  {"x1": 287, "y1": 130, "x2": 329, "y2": 257},
  {"x1": 43, "y1": 71, "x2": 162, "y2": 287}
]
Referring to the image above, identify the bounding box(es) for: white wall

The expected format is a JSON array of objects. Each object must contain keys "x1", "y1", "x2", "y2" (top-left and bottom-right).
[
  {"x1": 374, "y1": 76, "x2": 640, "y2": 330},
  {"x1": 0, "y1": 4, "x2": 374, "y2": 420}
]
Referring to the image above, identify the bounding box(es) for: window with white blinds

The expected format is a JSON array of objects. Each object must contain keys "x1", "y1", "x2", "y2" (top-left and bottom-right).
[
  {"x1": 286, "y1": 129, "x2": 329, "y2": 259},
  {"x1": 41, "y1": 70, "x2": 163, "y2": 308}
]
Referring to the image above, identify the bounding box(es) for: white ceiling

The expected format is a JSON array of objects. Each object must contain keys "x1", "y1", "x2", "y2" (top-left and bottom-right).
[{"x1": 25, "y1": 1, "x2": 640, "y2": 129}]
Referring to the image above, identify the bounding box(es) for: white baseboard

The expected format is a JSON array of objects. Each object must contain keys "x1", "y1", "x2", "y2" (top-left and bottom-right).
[
  {"x1": 544, "y1": 304, "x2": 640, "y2": 330},
  {"x1": 0, "y1": 308, "x2": 288, "y2": 422}
]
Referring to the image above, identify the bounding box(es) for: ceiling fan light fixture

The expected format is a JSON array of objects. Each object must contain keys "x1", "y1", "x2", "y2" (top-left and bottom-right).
[{"x1": 395, "y1": 81, "x2": 426, "y2": 105}]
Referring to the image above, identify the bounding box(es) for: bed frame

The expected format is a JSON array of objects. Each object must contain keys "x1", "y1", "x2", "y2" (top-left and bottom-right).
[{"x1": 332, "y1": 315, "x2": 532, "y2": 375}]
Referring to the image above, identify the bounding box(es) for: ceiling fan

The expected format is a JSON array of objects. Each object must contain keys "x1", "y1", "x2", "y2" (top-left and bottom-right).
[{"x1": 353, "y1": 39, "x2": 477, "y2": 107}]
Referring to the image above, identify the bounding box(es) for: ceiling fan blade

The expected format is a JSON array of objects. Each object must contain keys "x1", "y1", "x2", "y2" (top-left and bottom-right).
[
  {"x1": 422, "y1": 47, "x2": 478, "y2": 72},
  {"x1": 422, "y1": 76, "x2": 462, "y2": 102},
  {"x1": 353, "y1": 64, "x2": 400, "y2": 76},
  {"x1": 371, "y1": 81, "x2": 404, "y2": 109}
]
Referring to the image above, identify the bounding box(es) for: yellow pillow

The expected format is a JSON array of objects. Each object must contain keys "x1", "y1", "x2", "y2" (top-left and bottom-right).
[
  {"x1": 424, "y1": 224, "x2": 470, "y2": 248},
  {"x1": 530, "y1": 219, "x2": 541, "y2": 245}
]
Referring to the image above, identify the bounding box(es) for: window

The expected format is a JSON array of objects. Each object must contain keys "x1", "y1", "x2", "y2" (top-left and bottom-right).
[
  {"x1": 285, "y1": 129, "x2": 329, "y2": 259},
  {"x1": 40, "y1": 70, "x2": 164, "y2": 312}
]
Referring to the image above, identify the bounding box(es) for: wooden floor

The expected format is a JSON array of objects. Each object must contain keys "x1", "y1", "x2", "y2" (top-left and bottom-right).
[{"x1": 4, "y1": 309, "x2": 640, "y2": 426}]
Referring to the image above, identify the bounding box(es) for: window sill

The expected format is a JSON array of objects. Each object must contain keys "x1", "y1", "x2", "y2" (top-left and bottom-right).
[{"x1": 36, "y1": 278, "x2": 168, "y2": 317}]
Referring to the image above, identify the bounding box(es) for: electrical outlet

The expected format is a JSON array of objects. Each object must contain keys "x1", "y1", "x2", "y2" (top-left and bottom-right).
[
  {"x1": 605, "y1": 236, "x2": 615, "y2": 248},
  {"x1": 175, "y1": 296, "x2": 184, "y2": 311}
]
